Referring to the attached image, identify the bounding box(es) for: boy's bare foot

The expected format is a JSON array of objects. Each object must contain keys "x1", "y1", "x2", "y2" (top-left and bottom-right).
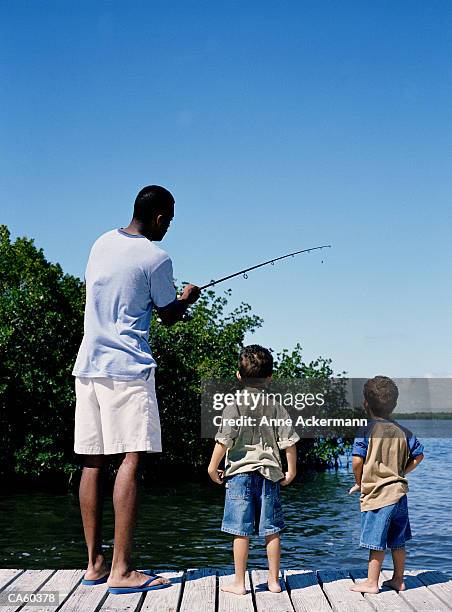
[
  {"x1": 350, "y1": 580, "x2": 379, "y2": 594},
  {"x1": 107, "y1": 570, "x2": 169, "y2": 588},
  {"x1": 267, "y1": 578, "x2": 282, "y2": 593},
  {"x1": 221, "y1": 581, "x2": 246, "y2": 595},
  {"x1": 84, "y1": 554, "x2": 109, "y2": 581},
  {"x1": 382, "y1": 577, "x2": 406, "y2": 591}
]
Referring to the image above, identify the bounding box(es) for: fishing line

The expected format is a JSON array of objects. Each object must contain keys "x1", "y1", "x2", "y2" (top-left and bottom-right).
[{"x1": 200, "y1": 244, "x2": 331, "y2": 290}]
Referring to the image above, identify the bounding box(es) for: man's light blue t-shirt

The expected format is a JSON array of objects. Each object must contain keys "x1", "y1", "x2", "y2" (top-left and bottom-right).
[{"x1": 72, "y1": 229, "x2": 177, "y2": 380}]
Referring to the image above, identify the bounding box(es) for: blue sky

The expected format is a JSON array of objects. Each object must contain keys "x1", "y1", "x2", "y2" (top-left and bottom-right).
[{"x1": 1, "y1": 1, "x2": 451, "y2": 377}]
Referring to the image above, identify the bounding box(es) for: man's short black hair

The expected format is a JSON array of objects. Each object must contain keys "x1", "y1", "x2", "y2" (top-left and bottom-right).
[
  {"x1": 238, "y1": 345, "x2": 273, "y2": 379},
  {"x1": 133, "y1": 185, "x2": 175, "y2": 223},
  {"x1": 364, "y1": 376, "x2": 399, "y2": 417}
]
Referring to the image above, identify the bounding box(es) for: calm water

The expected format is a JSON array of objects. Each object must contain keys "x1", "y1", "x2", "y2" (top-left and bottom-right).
[{"x1": 0, "y1": 432, "x2": 450, "y2": 574}]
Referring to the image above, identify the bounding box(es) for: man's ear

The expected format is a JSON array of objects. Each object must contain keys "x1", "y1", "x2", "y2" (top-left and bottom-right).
[
  {"x1": 155, "y1": 213, "x2": 165, "y2": 229},
  {"x1": 236, "y1": 371, "x2": 241, "y2": 381}
]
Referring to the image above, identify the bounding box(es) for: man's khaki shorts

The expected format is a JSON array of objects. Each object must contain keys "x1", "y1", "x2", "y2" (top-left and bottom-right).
[{"x1": 74, "y1": 370, "x2": 162, "y2": 455}]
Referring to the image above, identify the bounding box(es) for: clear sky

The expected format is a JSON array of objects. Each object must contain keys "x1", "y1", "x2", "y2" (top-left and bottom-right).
[{"x1": 1, "y1": 1, "x2": 451, "y2": 377}]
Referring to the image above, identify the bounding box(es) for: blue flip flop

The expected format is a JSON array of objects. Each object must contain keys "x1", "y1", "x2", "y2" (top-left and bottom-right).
[
  {"x1": 108, "y1": 574, "x2": 170, "y2": 595},
  {"x1": 81, "y1": 574, "x2": 109, "y2": 586},
  {"x1": 81, "y1": 569, "x2": 153, "y2": 586}
]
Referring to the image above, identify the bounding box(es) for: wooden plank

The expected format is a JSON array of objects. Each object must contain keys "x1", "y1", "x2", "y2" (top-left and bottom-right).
[
  {"x1": 179, "y1": 568, "x2": 216, "y2": 612},
  {"x1": 349, "y1": 568, "x2": 412, "y2": 611},
  {"x1": 408, "y1": 570, "x2": 452, "y2": 609},
  {"x1": 21, "y1": 570, "x2": 84, "y2": 612},
  {"x1": 0, "y1": 570, "x2": 55, "y2": 612},
  {"x1": 0, "y1": 567, "x2": 449, "y2": 612},
  {"x1": 141, "y1": 571, "x2": 184, "y2": 612},
  {"x1": 285, "y1": 570, "x2": 331, "y2": 612},
  {"x1": 58, "y1": 579, "x2": 108, "y2": 612},
  {"x1": 98, "y1": 590, "x2": 142, "y2": 612},
  {"x1": 251, "y1": 569, "x2": 294, "y2": 612},
  {"x1": 318, "y1": 569, "x2": 374, "y2": 612},
  {"x1": 381, "y1": 569, "x2": 450, "y2": 612},
  {"x1": 0, "y1": 570, "x2": 24, "y2": 591},
  {"x1": 218, "y1": 569, "x2": 254, "y2": 612}
]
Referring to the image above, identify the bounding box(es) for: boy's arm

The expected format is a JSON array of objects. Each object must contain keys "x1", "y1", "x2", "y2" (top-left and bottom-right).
[
  {"x1": 404, "y1": 432, "x2": 424, "y2": 475},
  {"x1": 405, "y1": 452, "x2": 424, "y2": 474},
  {"x1": 209, "y1": 402, "x2": 240, "y2": 484},
  {"x1": 208, "y1": 442, "x2": 227, "y2": 484},
  {"x1": 349, "y1": 455, "x2": 364, "y2": 494},
  {"x1": 280, "y1": 444, "x2": 297, "y2": 487},
  {"x1": 349, "y1": 432, "x2": 368, "y2": 494}
]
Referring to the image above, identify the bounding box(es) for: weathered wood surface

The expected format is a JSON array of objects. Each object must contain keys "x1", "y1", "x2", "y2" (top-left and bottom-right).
[
  {"x1": 21, "y1": 570, "x2": 84, "y2": 612},
  {"x1": 0, "y1": 568, "x2": 450, "y2": 611},
  {"x1": 381, "y1": 569, "x2": 451, "y2": 612},
  {"x1": 57, "y1": 577, "x2": 108, "y2": 612},
  {"x1": 285, "y1": 570, "x2": 331, "y2": 612},
  {"x1": 179, "y1": 568, "x2": 216, "y2": 612},
  {"x1": 141, "y1": 570, "x2": 184, "y2": 612},
  {"x1": 408, "y1": 569, "x2": 452, "y2": 610},
  {"x1": 98, "y1": 588, "x2": 141, "y2": 612},
  {"x1": 218, "y1": 569, "x2": 254, "y2": 612},
  {"x1": 251, "y1": 569, "x2": 293, "y2": 612},
  {"x1": 0, "y1": 570, "x2": 55, "y2": 612},
  {"x1": 349, "y1": 568, "x2": 413, "y2": 611},
  {"x1": 0, "y1": 570, "x2": 23, "y2": 591},
  {"x1": 318, "y1": 569, "x2": 375, "y2": 612}
]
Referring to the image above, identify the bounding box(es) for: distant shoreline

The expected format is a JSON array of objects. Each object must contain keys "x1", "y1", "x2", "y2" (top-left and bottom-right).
[{"x1": 393, "y1": 412, "x2": 452, "y2": 420}]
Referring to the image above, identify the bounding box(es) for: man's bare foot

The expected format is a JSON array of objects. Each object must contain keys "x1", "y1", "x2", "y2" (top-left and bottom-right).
[
  {"x1": 221, "y1": 581, "x2": 246, "y2": 595},
  {"x1": 84, "y1": 554, "x2": 109, "y2": 581},
  {"x1": 350, "y1": 580, "x2": 379, "y2": 594},
  {"x1": 382, "y1": 577, "x2": 406, "y2": 592},
  {"x1": 267, "y1": 578, "x2": 282, "y2": 593},
  {"x1": 107, "y1": 570, "x2": 169, "y2": 588}
]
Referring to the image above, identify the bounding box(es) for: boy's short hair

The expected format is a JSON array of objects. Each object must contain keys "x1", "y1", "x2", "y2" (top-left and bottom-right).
[
  {"x1": 238, "y1": 345, "x2": 273, "y2": 380},
  {"x1": 364, "y1": 376, "x2": 399, "y2": 417}
]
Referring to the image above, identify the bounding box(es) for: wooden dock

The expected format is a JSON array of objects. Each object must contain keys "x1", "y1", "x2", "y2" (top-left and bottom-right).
[{"x1": 0, "y1": 567, "x2": 451, "y2": 611}]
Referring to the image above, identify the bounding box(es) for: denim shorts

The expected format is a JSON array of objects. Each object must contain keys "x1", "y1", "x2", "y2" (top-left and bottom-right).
[
  {"x1": 221, "y1": 472, "x2": 284, "y2": 537},
  {"x1": 360, "y1": 494, "x2": 412, "y2": 551}
]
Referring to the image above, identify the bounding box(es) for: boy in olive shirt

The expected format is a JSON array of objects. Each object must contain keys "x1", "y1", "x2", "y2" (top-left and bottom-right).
[
  {"x1": 350, "y1": 376, "x2": 424, "y2": 593},
  {"x1": 208, "y1": 345, "x2": 299, "y2": 595}
]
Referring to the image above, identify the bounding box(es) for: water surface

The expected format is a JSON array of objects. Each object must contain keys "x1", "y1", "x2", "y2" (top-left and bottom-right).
[{"x1": 0, "y1": 435, "x2": 449, "y2": 573}]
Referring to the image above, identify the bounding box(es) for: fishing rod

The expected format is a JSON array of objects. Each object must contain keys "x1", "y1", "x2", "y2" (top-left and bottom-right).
[{"x1": 199, "y1": 244, "x2": 331, "y2": 290}]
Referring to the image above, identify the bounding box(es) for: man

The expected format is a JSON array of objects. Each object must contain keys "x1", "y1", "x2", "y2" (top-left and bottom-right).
[{"x1": 72, "y1": 185, "x2": 200, "y2": 592}]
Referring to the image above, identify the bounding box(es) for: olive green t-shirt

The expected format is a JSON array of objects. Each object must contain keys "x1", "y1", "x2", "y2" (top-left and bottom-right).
[
  {"x1": 215, "y1": 387, "x2": 300, "y2": 482},
  {"x1": 352, "y1": 419, "x2": 424, "y2": 511}
]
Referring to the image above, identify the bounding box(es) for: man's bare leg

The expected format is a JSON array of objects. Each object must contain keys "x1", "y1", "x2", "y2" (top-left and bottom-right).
[
  {"x1": 79, "y1": 455, "x2": 108, "y2": 580},
  {"x1": 221, "y1": 536, "x2": 249, "y2": 595},
  {"x1": 266, "y1": 533, "x2": 282, "y2": 592},
  {"x1": 350, "y1": 549, "x2": 384, "y2": 593},
  {"x1": 108, "y1": 452, "x2": 168, "y2": 588},
  {"x1": 382, "y1": 548, "x2": 406, "y2": 591}
]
